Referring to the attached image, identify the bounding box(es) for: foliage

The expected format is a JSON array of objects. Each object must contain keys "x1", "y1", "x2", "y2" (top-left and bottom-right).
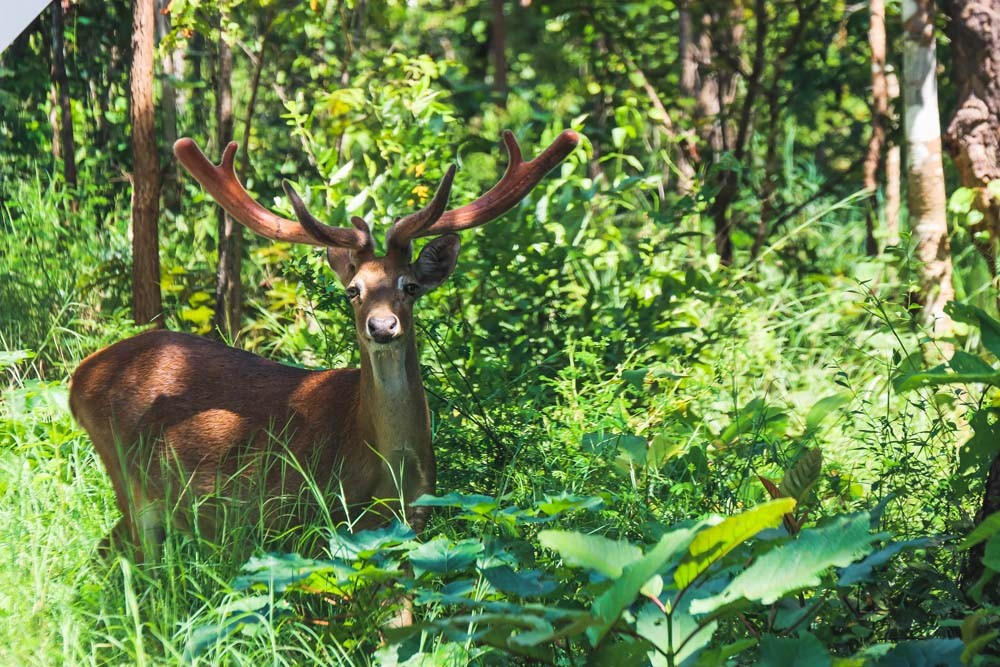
[{"x1": 2, "y1": 0, "x2": 1000, "y2": 664}]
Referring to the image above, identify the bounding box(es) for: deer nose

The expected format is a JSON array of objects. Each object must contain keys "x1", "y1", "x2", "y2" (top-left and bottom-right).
[{"x1": 366, "y1": 316, "x2": 400, "y2": 343}]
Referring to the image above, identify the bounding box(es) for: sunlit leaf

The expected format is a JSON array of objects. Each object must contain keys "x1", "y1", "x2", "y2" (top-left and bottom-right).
[{"x1": 674, "y1": 499, "x2": 795, "y2": 590}]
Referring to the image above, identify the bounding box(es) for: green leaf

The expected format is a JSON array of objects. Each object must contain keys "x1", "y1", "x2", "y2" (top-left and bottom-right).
[
  {"x1": 411, "y1": 492, "x2": 498, "y2": 514},
  {"x1": 870, "y1": 638, "x2": 962, "y2": 666},
  {"x1": 805, "y1": 393, "x2": 851, "y2": 431},
  {"x1": 837, "y1": 538, "x2": 933, "y2": 586},
  {"x1": 0, "y1": 349, "x2": 33, "y2": 370},
  {"x1": 482, "y1": 566, "x2": 557, "y2": 597},
  {"x1": 949, "y1": 349, "x2": 998, "y2": 375},
  {"x1": 637, "y1": 600, "x2": 718, "y2": 666},
  {"x1": 693, "y1": 638, "x2": 757, "y2": 666},
  {"x1": 408, "y1": 538, "x2": 483, "y2": 576},
  {"x1": 947, "y1": 302, "x2": 1000, "y2": 360},
  {"x1": 958, "y1": 409, "x2": 1000, "y2": 478},
  {"x1": 759, "y1": 633, "x2": 831, "y2": 667},
  {"x1": 328, "y1": 521, "x2": 415, "y2": 560},
  {"x1": 587, "y1": 525, "x2": 703, "y2": 646},
  {"x1": 581, "y1": 430, "x2": 648, "y2": 465},
  {"x1": 983, "y1": 534, "x2": 1000, "y2": 572},
  {"x1": 533, "y1": 492, "x2": 604, "y2": 516},
  {"x1": 893, "y1": 365, "x2": 1000, "y2": 392},
  {"x1": 538, "y1": 530, "x2": 642, "y2": 579},
  {"x1": 674, "y1": 499, "x2": 796, "y2": 590},
  {"x1": 959, "y1": 510, "x2": 1000, "y2": 549},
  {"x1": 232, "y1": 553, "x2": 353, "y2": 593},
  {"x1": 779, "y1": 449, "x2": 822, "y2": 502},
  {"x1": 691, "y1": 512, "x2": 877, "y2": 614}
]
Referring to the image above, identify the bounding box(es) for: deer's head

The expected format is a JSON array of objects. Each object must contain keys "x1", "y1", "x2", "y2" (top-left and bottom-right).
[{"x1": 173, "y1": 130, "x2": 581, "y2": 349}]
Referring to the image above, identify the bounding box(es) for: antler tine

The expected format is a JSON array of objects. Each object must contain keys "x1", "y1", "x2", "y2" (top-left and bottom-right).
[
  {"x1": 282, "y1": 181, "x2": 373, "y2": 253},
  {"x1": 174, "y1": 138, "x2": 369, "y2": 251},
  {"x1": 413, "y1": 129, "x2": 581, "y2": 238},
  {"x1": 386, "y1": 165, "x2": 457, "y2": 253}
]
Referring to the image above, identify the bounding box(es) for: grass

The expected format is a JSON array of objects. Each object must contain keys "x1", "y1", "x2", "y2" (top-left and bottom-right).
[{"x1": 0, "y1": 169, "x2": 981, "y2": 663}]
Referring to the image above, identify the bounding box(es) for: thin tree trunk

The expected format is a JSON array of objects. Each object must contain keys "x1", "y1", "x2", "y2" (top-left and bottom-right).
[
  {"x1": 130, "y1": 0, "x2": 162, "y2": 326},
  {"x1": 886, "y1": 143, "x2": 902, "y2": 245},
  {"x1": 240, "y1": 26, "x2": 271, "y2": 178},
  {"x1": 901, "y1": 0, "x2": 953, "y2": 338},
  {"x1": 887, "y1": 69, "x2": 902, "y2": 247},
  {"x1": 156, "y1": 0, "x2": 181, "y2": 213},
  {"x1": 941, "y1": 0, "x2": 1000, "y2": 596},
  {"x1": 863, "y1": 0, "x2": 889, "y2": 256},
  {"x1": 50, "y1": 0, "x2": 77, "y2": 197},
  {"x1": 213, "y1": 27, "x2": 241, "y2": 339},
  {"x1": 489, "y1": 0, "x2": 507, "y2": 103},
  {"x1": 708, "y1": 0, "x2": 760, "y2": 265}
]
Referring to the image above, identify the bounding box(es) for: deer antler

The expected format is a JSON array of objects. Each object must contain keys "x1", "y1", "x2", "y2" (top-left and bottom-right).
[
  {"x1": 173, "y1": 138, "x2": 372, "y2": 251},
  {"x1": 385, "y1": 129, "x2": 581, "y2": 250},
  {"x1": 385, "y1": 165, "x2": 457, "y2": 254}
]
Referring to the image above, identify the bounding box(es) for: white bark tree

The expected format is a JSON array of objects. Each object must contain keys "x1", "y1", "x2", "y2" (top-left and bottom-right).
[{"x1": 901, "y1": 0, "x2": 954, "y2": 337}]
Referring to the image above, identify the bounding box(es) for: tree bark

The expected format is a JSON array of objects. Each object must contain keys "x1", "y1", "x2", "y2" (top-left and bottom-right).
[
  {"x1": 213, "y1": 27, "x2": 241, "y2": 339},
  {"x1": 156, "y1": 0, "x2": 181, "y2": 213},
  {"x1": 489, "y1": 0, "x2": 507, "y2": 102},
  {"x1": 863, "y1": 0, "x2": 889, "y2": 256},
  {"x1": 887, "y1": 69, "x2": 902, "y2": 246},
  {"x1": 943, "y1": 0, "x2": 1000, "y2": 280},
  {"x1": 941, "y1": 0, "x2": 1000, "y2": 596},
  {"x1": 50, "y1": 0, "x2": 77, "y2": 196},
  {"x1": 901, "y1": 0, "x2": 954, "y2": 337},
  {"x1": 130, "y1": 0, "x2": 163, "y2": 326}
]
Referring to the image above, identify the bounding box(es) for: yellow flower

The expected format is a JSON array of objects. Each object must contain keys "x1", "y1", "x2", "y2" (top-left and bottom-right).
[{"x1": 411, "y1": 184, "x2": 430, "y2": 201}]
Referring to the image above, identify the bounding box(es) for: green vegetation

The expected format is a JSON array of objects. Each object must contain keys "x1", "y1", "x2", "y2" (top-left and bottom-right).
[{"x1": 3, "y1": 1, "x2": 1000, "y2": 664}]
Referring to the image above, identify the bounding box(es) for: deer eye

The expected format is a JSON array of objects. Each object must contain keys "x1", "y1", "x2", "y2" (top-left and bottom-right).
[
  {"x1": 345, "y1": 285, "x2": 361, "y2": 300},
  {"x1": 403, "y1": 283, "x2": 420, "y2": 296}
]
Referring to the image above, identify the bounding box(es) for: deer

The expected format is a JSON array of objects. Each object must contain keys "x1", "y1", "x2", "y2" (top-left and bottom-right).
[{"x1": 69, "y1": 129, "x2": 581, "y2": 562}]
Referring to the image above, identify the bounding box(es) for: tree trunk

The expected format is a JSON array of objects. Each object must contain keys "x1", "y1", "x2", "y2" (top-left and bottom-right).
[
  {"x1": 943, "y1": 0, "x2": 1000, "y2": 281},
  {"x1": 864, "y1": 0, "x2": 889, "y2": 256},
  {"x1": 941, "y1": 0, "x2": 1000, "y2": 596},
  {"x1": 50, "y1": 0, "x2": 77, "y2": 197},
  {"x1": 213, "y1": 28, "x2": 241, "y2": 339},
  {"x1": 156, "y1": 0, "x2": 181, "y2": 213},
  {"x1": 901, "y1": 0, "x2": 953, "y2": 337},
  {"x1": 130, "y1": 0, "x2": 162, "y2": 326},
  {"x1": 489, "y1": 0, "x2": 507, "y2": 103},
  {"x1": 886, "y1": 143, "x2": 902, "y2": 246},
  {"x1": 887, "y1": 70, "x2": 902, "y2": 247}
]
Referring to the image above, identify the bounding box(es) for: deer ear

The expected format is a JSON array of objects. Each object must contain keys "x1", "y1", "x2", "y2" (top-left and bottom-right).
[
  {"x1": 327, "y1": 247, "x2": 358, "y2": 286},
  {"x1": 413, "y1": 235, "x2": 461, "y2": 290}
]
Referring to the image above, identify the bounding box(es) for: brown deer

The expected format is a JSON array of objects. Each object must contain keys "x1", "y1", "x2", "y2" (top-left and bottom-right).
[{"x1": 70, "y1": 129, "x2": 580, "y2": 561}]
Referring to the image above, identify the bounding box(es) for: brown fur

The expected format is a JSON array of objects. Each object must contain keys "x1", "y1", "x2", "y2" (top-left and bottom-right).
[{"x1": 71, "y1": 242, "x2": 458, "y2": 561}]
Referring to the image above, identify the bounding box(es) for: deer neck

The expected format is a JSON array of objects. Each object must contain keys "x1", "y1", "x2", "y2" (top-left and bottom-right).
[{"x1": 358, "y1": 336, "x2": 430, "y2": 461}]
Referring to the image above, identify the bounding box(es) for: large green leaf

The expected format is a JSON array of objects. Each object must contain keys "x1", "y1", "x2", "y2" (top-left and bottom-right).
[
  {"x1": 960, "y1": 510, "x2": 1000, "y2": 549},
  {"x1": 805, "y1": 393, "x2": 851, "y2": 431},
  {"x1": 691, "y1": 512, "x2": 877, "y2": 614},
  {"x1": 411, "y1": 492, "x2": 499, "y2": 514},
  {"x1": 948, "y1": 301, "x2": 1000, "y2": 360},
  {"x1": 482, "y1": 566, "x2": 558, "y2": 597},
  {"x1": 232, "y1": 553, "x2": 353, "y2": 593},
  {"x1": 328, "y1": 521, "x2": 415, "y2": 560},
  {"x1": 758, "y1": 632, "x2": 830, "y2": 667},
  {"x1": 958, "y1": 409, "x2": 1000, "y2": 477},
  {"x1": 538, "y1": 530, "x2": 642, "y2": 579},
  {"x1": 871, "y1": 638, "x2": 963, "y2": 666},
  {"x1": 674, "y1": 499, "x2": 796, "y2": 590},
  {"x1": 587, "y1": 525, "x2": 703, "y2": 646},
  {"x1": 408, "y1": 537, "x2": 483, "y2": 576},
  {"x1": 837, "y1": 538, "x2": 933, "y2": 586}
]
